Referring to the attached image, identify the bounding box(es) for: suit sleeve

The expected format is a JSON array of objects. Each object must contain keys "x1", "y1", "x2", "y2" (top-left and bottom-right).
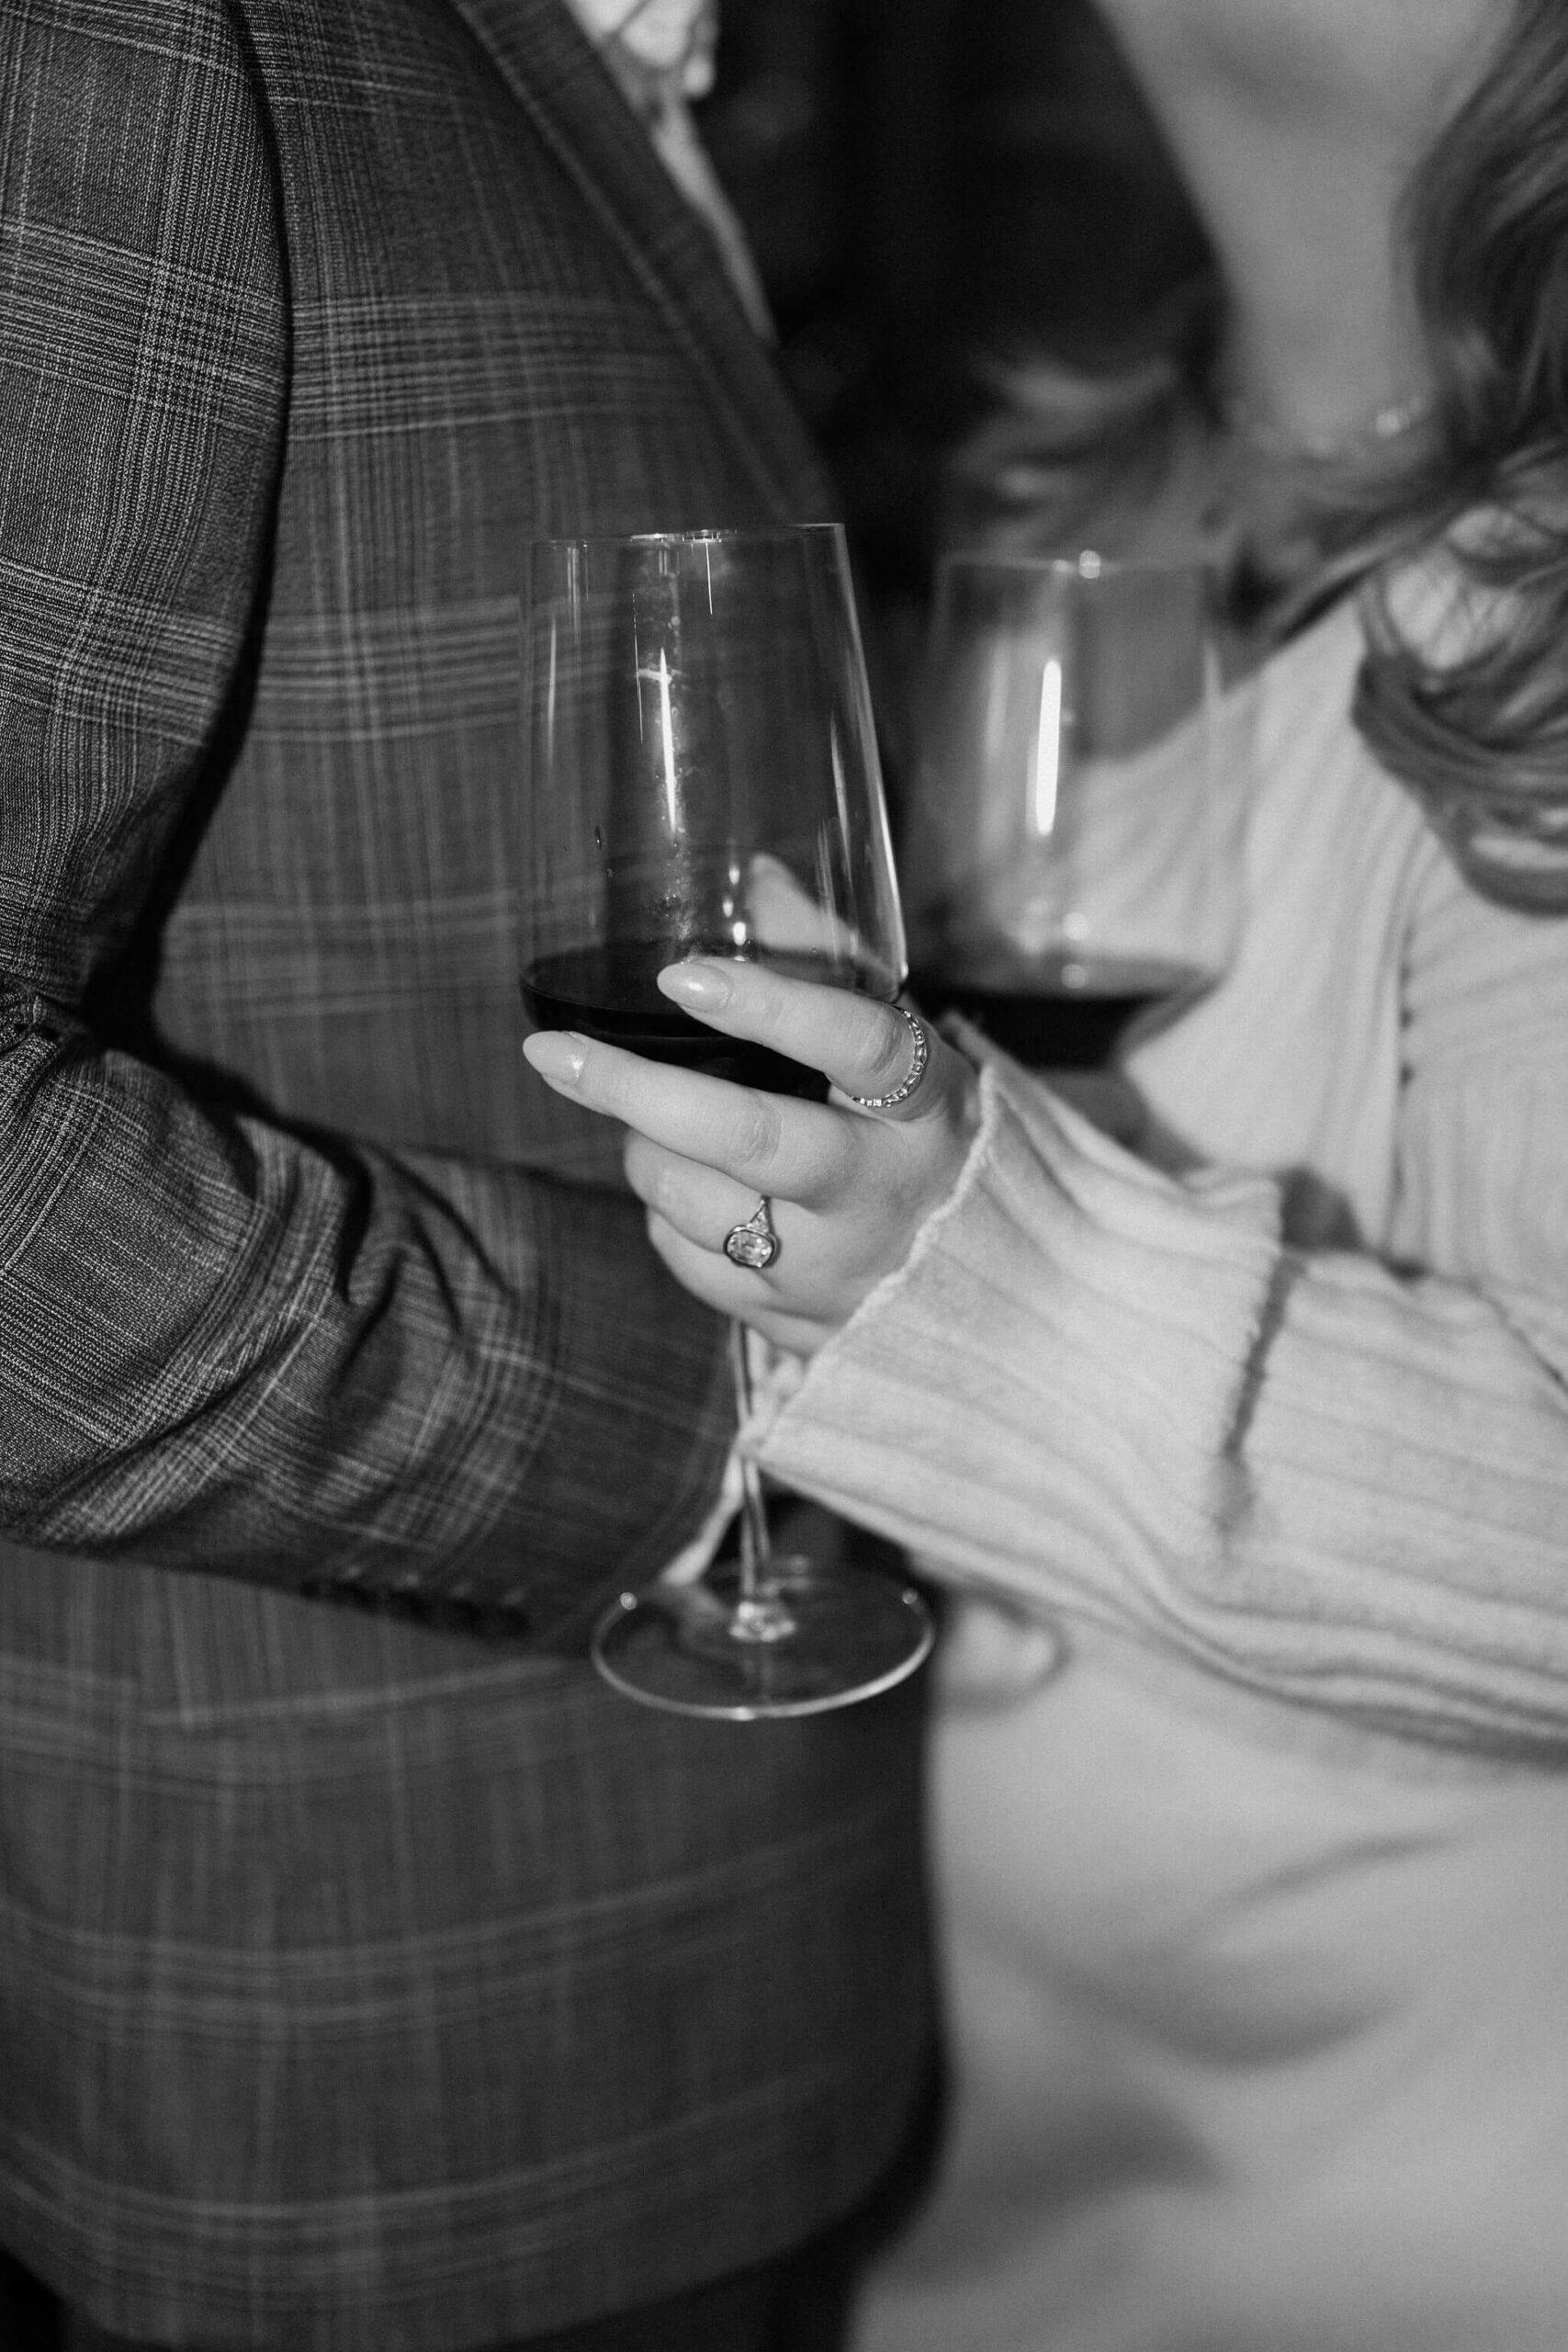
[{"x1": 0, "y1": 2, "x2": 731, "y2": 1633}]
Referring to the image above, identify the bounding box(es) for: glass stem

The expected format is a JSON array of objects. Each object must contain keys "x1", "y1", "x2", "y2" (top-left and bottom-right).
[{"x1": 728, "y1": 1319, "x2": 795, "y2": 1642}]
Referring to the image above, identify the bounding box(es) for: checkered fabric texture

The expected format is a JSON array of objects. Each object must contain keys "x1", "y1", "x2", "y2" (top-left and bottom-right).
[{"x1": 0, "y1": 1, "x2": 931, "y2": 2341}]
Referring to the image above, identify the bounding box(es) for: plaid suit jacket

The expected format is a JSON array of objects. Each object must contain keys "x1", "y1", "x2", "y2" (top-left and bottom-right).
[{"x1": 0, "y1": 2, "x2": 931, "y2": 2342}]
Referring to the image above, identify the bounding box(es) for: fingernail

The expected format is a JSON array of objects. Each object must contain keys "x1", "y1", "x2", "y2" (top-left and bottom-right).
[
  {"x1": 523, "y1": 1032, "x2": 588, "y2": 1085},
  {"x1": 659, "y1": 958, "x2": 733, "y2": 1010}
]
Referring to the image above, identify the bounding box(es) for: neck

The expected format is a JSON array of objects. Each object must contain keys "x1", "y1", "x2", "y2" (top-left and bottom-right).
[
  {"x1": 1093, "y1": 2, "x2": 1495, "y2": 445},
  {"x1": 1178, "y1": 101, "x2": 1427, "y2": 449},
  {"x1": 1212, "y1": 130, "x2": 1425, "y2": 451}
]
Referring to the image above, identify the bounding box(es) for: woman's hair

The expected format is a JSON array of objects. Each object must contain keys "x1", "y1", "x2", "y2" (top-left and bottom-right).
[
  {"x1": 948, "y1": 0, "x2": 1568, "y2": 911},
  {"x1": 1328, "y1": 0, "x2": 1568, "y2": 910}
]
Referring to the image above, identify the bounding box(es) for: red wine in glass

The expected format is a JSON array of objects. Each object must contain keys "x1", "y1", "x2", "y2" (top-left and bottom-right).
[
  {"x1": 519, "y1": 942, "x2": 897, "y2": 1100},
  {"x1": 910, "y1": 950, "x2": 1208, "y2": 1069}
]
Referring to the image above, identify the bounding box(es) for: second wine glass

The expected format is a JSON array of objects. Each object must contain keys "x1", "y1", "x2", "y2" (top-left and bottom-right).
[
  {"x1": 902, "y1": 551, "x2": 1241, "y2": 1067},
  {"x1": 519, "y1": 523, "x2": 934, "y2": 1719}
]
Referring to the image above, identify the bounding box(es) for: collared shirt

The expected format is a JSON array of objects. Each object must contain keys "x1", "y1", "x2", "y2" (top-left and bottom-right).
[{"x1": 562, "y1": 0, "x2": 773, "y2": 337}]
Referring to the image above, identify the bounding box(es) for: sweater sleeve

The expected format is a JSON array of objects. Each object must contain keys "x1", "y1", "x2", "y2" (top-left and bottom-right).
[{"x1": 751, "y1": 1035, "x2": 1568, "y2": 1752}]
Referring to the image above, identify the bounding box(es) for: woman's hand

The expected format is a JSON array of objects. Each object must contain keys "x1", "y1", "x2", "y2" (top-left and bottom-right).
[{"x1": 522, "y1": 958, "x2": 981, "y2": 1355}]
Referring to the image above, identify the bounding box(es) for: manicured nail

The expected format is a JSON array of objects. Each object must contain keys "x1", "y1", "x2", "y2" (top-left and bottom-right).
[
  {"x1": 523, "y1": 1032, "x2": 588, "y2": 1085},
  {"x1": 659, "y1": 959, "x2": 734, "y2": 1009}
]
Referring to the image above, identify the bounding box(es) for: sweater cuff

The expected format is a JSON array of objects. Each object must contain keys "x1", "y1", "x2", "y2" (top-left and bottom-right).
[{"x1": 750, "y1": 1056, "x2": 1280, "y2": 1638}]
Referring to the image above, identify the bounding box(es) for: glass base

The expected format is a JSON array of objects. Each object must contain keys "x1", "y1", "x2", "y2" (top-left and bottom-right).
[{"x1": 591, "y1": 1557, "x2": 935, "y2": 1720}]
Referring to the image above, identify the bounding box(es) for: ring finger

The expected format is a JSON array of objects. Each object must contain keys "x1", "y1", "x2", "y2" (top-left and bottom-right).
[{"x1": 623, "y1": 1134, "x2": 786, "y2": 1263}]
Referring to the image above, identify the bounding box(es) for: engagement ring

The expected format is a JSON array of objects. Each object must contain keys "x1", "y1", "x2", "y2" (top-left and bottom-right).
[{"x1": 724, "y1": 1195, "x2": 780, "y2": 1270}]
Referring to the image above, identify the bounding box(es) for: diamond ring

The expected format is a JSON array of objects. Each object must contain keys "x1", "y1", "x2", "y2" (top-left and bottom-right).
[
  {"x1": 724, "y1": 1194, "x2": 780, "y2": 1270},
  {"x1": 843, "y1": 1006, "x2": 931, "y2": 1111}
]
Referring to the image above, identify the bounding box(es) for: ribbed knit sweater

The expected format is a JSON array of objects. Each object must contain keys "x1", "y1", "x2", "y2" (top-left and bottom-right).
[
  {"x1": 756, "y1": 587, "x2": 1568, "y2": 1753},
  {"x1": 748, "y1": 585, "x2": 1568, "y2": 2352}
]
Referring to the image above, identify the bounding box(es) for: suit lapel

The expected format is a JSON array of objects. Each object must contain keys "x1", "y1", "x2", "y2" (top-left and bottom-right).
[{"x1": 440, "y1": 0, "x2": 830, "y2": 520}]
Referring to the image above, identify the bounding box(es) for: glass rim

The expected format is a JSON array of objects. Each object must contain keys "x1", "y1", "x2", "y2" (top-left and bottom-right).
[{"x1": 527, "y1": 521, "x2": 848, "y2": 553}]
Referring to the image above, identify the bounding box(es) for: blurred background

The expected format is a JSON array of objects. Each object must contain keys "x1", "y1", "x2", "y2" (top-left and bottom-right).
[{"x1": 697, "y1": 0, "x2": 1214, "y2": 777}]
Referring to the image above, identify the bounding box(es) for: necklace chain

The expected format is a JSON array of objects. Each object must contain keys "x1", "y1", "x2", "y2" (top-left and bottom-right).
[{"x1": 1224, "y1": 392, "x2": 1430, "y2": 464}]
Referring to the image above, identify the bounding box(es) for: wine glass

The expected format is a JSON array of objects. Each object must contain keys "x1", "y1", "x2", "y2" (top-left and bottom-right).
[
  {"x1": 901, "y1": 552, "x2": 1242, "y2": 1066},
  {"x1": 518, "y1": 524, "x2": 934, "y2": 1720}
]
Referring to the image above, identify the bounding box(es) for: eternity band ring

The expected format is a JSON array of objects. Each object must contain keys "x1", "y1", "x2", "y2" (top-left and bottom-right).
[
  {"x1": 724, "y1": 1194, "x2": 780, "y2": 1271},
  {"x1": 843, "y1": 1005, "x2": 931, "y2": 1111}
]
